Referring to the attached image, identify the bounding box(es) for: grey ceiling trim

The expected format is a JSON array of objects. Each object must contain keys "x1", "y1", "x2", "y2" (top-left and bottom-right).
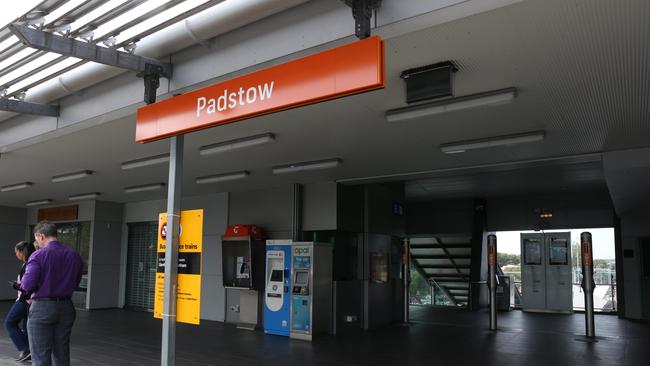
[{"x1": 336, "y1": 152, "x2": 603, "y2": 184}]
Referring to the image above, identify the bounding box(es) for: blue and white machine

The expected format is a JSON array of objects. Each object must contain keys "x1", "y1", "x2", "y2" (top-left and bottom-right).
[{"x1": 263, "y1": 240, "x2": 292, "y2": 336}]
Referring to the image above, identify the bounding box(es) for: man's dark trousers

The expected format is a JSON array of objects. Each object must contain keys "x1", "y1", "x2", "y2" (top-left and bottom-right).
[{"x1": 28, "y1": 299, "x2": 76, "y2": 366}]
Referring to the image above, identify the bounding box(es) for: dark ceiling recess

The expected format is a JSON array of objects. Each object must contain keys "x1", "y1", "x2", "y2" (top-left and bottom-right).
[{"x1": 400, "y1": 61, "x2": 458, "y2": 104}]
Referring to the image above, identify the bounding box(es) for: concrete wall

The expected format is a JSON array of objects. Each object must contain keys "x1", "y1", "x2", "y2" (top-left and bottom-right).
[
  {"x1": 366, "y1": 183, "x2": 406, "y2": 237},
  {"x1": 0, "y1": 206, "x2": 27, "y2": 300},
  {"x1": 406, "y1": 199, "x2": 474, "y2": 235},
  {"x1": 618, "y1": 208, "x2": 649, "y2": 320},
  {"x1": 486, "y1": 190, "x2": 614, "y2": 231},
  {"x1": 121, "y1": 192, "x2": 229, "y2": 322},
  {"x1": 229, "y1": 186, "x2": 292, "y2": 239},
  {"x1": 303, "y1": 182, "x2": 337, "y2": 231},
  {"x1": 87, "y1": 201, "x2": 124, "y2": 309}
]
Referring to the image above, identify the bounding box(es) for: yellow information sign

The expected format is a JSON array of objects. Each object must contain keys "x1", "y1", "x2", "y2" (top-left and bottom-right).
[{"x1": 154, "y1": 209, "x2": 203, "y2": 325}]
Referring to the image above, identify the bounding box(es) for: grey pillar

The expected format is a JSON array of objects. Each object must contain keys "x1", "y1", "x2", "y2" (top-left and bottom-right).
[
  {"x1": 403, "y1": 237, "x2": 410, "y2": 323},
  {"x1": 487, "y1": 234, "x2": 497, "y2": 331},
  {"x1": 581, "y1": 232, "x2": 595, "y2": 338},
  {"x1": 161, "y1": 135, "x2": 184, "y2": 366},
  {"x1": 292, "y1": 183, "x2": 303, "y2": 241}
]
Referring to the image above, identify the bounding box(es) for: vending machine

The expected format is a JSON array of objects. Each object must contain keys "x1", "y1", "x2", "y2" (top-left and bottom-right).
[
  {"x1": 290, "y1": 242, "x2": 333, "y2": 341},
  {"x1": 264, "y1": 240, "x2": 293, "y2": 336},
  {"x1": 221, "y1": 224, "x2": 265, "y2": 330},
  {"x1": 521, "y1": 232, "x2": 572, "y2": 313}
]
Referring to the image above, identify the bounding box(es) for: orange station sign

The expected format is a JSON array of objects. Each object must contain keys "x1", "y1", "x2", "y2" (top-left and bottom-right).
[{"x1": 136, "y1": 36, "x2": 385, "y2": 143}]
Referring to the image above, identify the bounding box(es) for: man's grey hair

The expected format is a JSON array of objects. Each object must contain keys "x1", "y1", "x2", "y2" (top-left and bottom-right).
[{"x1": 33, "y1": 220, "x2": 58, "y2": 238}]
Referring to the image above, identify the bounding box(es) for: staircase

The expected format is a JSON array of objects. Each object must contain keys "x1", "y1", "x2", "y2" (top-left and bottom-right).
[{"x1": 410, "y1": 235, "x2": 473, "y2": 307}]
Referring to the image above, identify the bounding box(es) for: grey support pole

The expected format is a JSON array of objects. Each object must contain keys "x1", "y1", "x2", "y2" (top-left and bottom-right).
[
  {"x1": 487, "y1": 234, "x2": 497, "y2": 331},
  {"x1": 161, "y1": 135, "x2": 184, "y2": 366},
  {"x1": 581, "y1": 232, "x2": 595, "y2": 338},
  {"x1": 403, "y1": 237, "x2": 410, "y2": 323}
]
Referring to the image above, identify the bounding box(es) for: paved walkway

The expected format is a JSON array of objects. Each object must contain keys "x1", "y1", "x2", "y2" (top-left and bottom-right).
[{"x1": 1, "y1": 302, "x2": 649, "y2": 365}]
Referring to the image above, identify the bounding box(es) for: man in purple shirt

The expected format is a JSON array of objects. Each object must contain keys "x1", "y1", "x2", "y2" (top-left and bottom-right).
[{"x1": 20, "y1": 221, "x2": 83, "y2": 366}]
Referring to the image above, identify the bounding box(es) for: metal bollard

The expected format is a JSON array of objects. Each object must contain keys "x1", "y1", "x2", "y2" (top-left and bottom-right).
[
  {"x1": 488, "y1": 234, "x2": 497, "y2": 331},
  {"x1": 581, "y1": 232, "x2": 595, "y2": 338},
  {"x1": 403, "y1": 237, "x2": 410, "y2": 323}
]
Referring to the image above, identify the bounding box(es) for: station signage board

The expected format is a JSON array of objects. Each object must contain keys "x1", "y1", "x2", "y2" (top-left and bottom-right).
[
  {"x1": 154, "y1": 209, "x2": 203, "y2": 325},
  {"x1": 136, "y1": 36, "x2": 385, "y2": 143}
]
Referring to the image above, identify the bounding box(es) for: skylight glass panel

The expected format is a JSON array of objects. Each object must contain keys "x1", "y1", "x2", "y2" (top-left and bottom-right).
[
  {"x1": 0, "y1": 49, "x2": 39, "y2": 73},
  {"x1": 7, "y1": 57, "x2": 83, "y2": 94},
  {"x1": 44, "y1": 0, "x2": 88, "y2": 25},
  {"x1": 0, "y1": 53, "x2": 61, "y2": 87},
  {"x1": 94, "y1": 0, "x2": 174, "y2": 40},
  {"x1": 0, "y1": 36, "x2": 20, "y2": 54},
  {"x1": 115, "y1": 0, "x2": 212, "y2": 44},
  {"x1": 69, "y1": 0, "x2": 130, "y2": 35},
  {"x1": 0, "y1": 1, "x2": 44, "y2": 28}
]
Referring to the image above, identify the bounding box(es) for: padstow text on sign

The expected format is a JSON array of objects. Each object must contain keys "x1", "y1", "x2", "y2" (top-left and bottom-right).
[{"x1": 136, "y1": 36, "x2": 385, "y2": 143}]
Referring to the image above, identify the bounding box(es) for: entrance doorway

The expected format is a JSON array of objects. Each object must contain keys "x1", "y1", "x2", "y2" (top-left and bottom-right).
[
  {"x1": 497, "y1": 228, "x2": 617, "y2": 312},
  {"x1": 125, "y1": 222, "x2": 158, "y2": 311}
]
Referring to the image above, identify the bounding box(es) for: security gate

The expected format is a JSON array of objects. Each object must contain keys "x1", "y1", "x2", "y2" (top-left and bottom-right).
[
  {"x1": 126, "y1": 222, "x2": 159, "y2": 311},
  {"x1": 520, "y1": 232, "x2": 573, "y2": 313}
]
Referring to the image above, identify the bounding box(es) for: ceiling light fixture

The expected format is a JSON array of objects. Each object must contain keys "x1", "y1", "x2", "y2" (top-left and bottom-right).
[
  {"x1": 124, "y1": 183, "x2": 165, "y2": 193},
  {"x1": 15, "y1": 91, "x2": 27, "y2": 101},
  {"x1": 121, "y1": 154, "x2": 169, "y2": 170},
  {"x1": 51, "y1": 170, "x2": 94, "y2": 183},
  {"x1": 196, "y1": 171, "x2": 249, "y2": 184},
  {"x1": 199, "y1": 133, "x2": 275, "y2": 156},
  {"x1": 440, "y1": 131, "x2": 545, "y2": 154},
  {"x1": 272, "y1": 158, "x2": 342, "y2": 174},
  {"x1": 102, "y1": 37, "x2": 117, "y2": 48},
  {"x1": 1, "y1": 182, "x2": 33, "y2": 192},
  {"x1": 385, "y1": 87, "x2": 517, "y2": 123},
  {"x1": 123, "y1": 42, "x2": 137, "y2": 54},
  {"x1": 26, "y1": 199, "x2": 53, "y2": 207},
  {"x1": 68, "y1": 192, "x2": 100, "y2": 201}
]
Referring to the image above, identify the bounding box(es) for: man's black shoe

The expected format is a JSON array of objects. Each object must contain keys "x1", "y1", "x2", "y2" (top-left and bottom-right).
[{"x1": 16, "y1": 351, "x2": 31, "y2": 362}]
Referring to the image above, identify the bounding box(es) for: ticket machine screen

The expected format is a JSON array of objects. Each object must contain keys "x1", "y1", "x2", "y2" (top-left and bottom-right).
[
  {"x1": 293, "y1": 270, "x2": 310, "y2": 295},
  {"x1": 270, "y1": 269, "x2": 283, "y2": 282},
  {"x1": 295, "y1": 271, "x2": 309, "y2": 285}
]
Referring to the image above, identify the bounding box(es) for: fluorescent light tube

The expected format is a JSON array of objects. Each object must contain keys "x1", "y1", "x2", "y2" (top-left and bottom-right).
[
  {"x1": 272, "y1": 158, "x2": 341, "y2": 174},
  {"x1": 124, "y1": 183, "x2": 166, "y2": 193},
  {"x1": 52, "y1": 170, "x2": 93, "y2": 183},
  {"x1": 69, "y1": 192, "x2": 100, "y2": 201},
  {"x1": 1, "y1": 182, "x2": 33, "y2": 192},
  {"x1": 196, "y1": 171, "x2": 249, "y2": 184},
  {"x1": 199, "y1": 133, "x2": 275, "y2": 156},
  {"x1": 26, "y1": 199, "x2": 53, "y2": 207},
  {"x1": 385, "y1": 87, "x2": 517, "y2": 123},
  {"x1": 121, "y1": 154, "x2": 169, "y2": 170},
  {"x1": 440, "y1": 131, "x2": 545, "y2": 154}
]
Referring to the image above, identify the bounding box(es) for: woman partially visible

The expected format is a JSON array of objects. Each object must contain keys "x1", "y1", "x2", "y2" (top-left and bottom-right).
[{"x1": 4, "y1": 241, "x2": 36, "y2": 363}]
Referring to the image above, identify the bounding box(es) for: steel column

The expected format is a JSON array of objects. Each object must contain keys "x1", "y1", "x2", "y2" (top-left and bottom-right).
[
  {"x1": 403, "y1": 237, "x2": 410, "y2": 323},
  {"x1": 487, "y1": 234, "x2": 497, "y2": 331},
  {"x1": 161, "y1": 135, "x2": 184, "y2": 366},
  {"x1": 292, "y1": 183, "x2": 303, "y2": 241},
  {"x1": 581, "y1": 232, "x2": 596, "y2": 338}
]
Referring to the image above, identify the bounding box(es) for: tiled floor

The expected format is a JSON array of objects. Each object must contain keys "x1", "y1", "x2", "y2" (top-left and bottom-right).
[{"x1": 1, "y1": 302, "x2": 648, "y2": 365}]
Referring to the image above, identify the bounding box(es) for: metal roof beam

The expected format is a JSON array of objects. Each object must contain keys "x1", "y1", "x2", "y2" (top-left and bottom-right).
[
  {"x1": 0, "y1": 98, "x2": 58, "y2": 117},
  {"x1": 9, "y1": 24, "x2": 172, "y2": 78}
]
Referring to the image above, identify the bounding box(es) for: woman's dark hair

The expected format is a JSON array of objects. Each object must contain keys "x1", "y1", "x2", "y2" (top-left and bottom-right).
[{"x1": 15, "y1": 241, "x2": 36, "y2": 262}]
